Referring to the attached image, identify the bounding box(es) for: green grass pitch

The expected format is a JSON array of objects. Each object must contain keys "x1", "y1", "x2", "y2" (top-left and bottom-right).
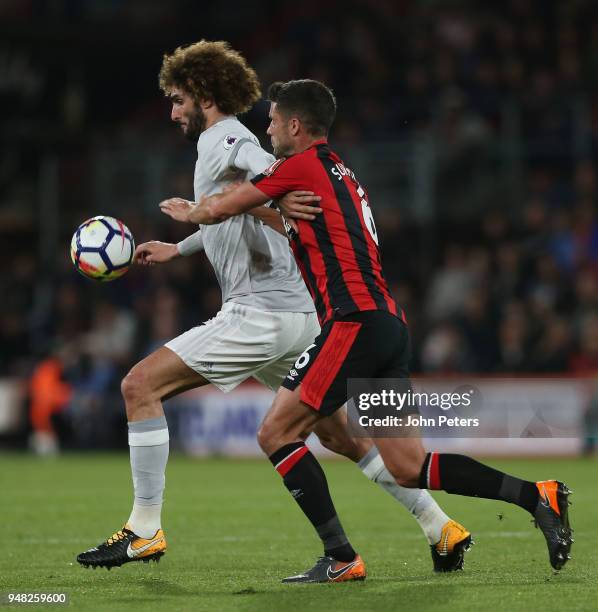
[{"x1": 1, "y1": 454, "x2": 596, "y2": 611}]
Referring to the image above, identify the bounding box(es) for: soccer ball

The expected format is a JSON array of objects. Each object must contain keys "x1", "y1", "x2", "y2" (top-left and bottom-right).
[{"x1": 70, "y1": 216, "x2": 135, "y2": 281}]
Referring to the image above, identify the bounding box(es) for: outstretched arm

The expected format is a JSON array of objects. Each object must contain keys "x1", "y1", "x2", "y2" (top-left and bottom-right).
[
  {"x1": 158, "y1": 183, "x2": 268, "y2": 225},
  {"x1": 191, "y1": 182, "x2": 269, "y2": 224},
  {"x1": 158, "y1": 185, "x2": 322, "y2": 231}
]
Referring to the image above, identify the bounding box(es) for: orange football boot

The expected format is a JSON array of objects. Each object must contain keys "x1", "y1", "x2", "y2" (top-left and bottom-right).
[
  {"x1": 282, "y1": 554, "x2": 366, "y2": 583},
  {"x1": 77, "y1": 524, "x2": 166, "y2": 570},
  {"x1": 431, "y1": 519, "x2": 473, "y2": 572},
  {"x1": 534, "y1": 480, "x2": 573, "y2": 570}
]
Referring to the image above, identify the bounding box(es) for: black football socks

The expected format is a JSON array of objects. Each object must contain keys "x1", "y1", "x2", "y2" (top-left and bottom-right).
[
  {"x1": 419, "y1": 452, "x2": 539, "y2": 514},
  {"x1": 270, "y1": 442, "x2": 356, "y2": 562}
]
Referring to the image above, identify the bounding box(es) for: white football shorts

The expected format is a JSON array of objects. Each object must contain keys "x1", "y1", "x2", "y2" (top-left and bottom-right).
[{"x1": 165, "y1": 302, "x2": 320, "y2": 392}]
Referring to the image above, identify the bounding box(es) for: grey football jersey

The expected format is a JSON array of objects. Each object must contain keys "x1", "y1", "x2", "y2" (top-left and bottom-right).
[{"x1": 194, "y1": 117, "x2": 314, "y2": 313}]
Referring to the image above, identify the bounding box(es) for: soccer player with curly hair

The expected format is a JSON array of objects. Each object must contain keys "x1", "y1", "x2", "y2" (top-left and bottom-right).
[{"x1": 77, "y1": 41, "x2": 471, "y2": 578}]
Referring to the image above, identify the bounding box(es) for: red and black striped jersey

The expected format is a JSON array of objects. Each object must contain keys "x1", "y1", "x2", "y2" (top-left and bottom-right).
[{"x1": 251, "y1": 140, "x2": 404, "y2": 326}]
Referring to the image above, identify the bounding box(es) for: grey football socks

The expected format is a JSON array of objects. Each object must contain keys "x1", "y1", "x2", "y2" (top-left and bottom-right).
[
  {"x1": 127, "y1": 416, "x2": 169, "y2": 538},
  {"x1": 359, "y1": 446, "x2": 449, "y2": 544}
]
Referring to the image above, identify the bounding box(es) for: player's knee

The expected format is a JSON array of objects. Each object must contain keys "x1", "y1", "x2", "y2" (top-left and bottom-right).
[
  {"x1": 256, "y1": 421, "x2": 276, "y2": 455},
  {"x1": 121, "y1": 366, "x2": 151, "y2": 407},
  {"x1": 257, "y1": 419, "x2": 291, "y2": 456}
]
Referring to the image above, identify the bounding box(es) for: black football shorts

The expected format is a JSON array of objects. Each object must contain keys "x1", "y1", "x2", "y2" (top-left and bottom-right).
[{"x1": 281, "y1": 310, "x2": 410, "y2": 416}]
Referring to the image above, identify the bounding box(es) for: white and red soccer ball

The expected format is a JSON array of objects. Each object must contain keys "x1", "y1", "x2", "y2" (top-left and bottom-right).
[{"x1": 70, "y1": 216, "x2": 134, "y2": 281}]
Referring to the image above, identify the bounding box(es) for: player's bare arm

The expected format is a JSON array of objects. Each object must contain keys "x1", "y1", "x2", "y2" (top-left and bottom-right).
[
  {"x1": 157, "y1": 193, "x2": 285, "y2": 235},
  {"x1": 190, "y1": 183, "x2": 270, "y2": 223},
  {"x1": 160, "y1": 187, "x2": 322, "y2": 226}
]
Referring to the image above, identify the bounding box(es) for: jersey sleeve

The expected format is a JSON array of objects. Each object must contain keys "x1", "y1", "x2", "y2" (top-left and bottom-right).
[
  {"x1": 250, "y1": 156, "x2": 306, "y2": 199},
  {"x1": 232, "y1": 141, "x2": 275, "y2": 176},
  {"x1": 198, "y1": 130, "x2": 261, "y2": 182},
  {"x1": 176, "y1": 230, "x2": 204, "y2": 256}
]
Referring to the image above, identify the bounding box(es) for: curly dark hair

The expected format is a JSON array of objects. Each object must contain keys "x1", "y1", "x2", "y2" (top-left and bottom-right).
[{"x1": 159, "y1": 40, "x2": 261, "y2": 115}]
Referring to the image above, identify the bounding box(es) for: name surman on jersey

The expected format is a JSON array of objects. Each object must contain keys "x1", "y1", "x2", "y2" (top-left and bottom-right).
[{"x1": 252, "y1": 140, "x2": 404, "y2": 326}]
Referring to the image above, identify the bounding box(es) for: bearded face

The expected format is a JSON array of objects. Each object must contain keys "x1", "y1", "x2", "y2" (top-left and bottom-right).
[
  {"x1": 169, "y1": 87, "x2": 207, "y2": 142},
  {"x1": 182, "y1": 104, "x2": 207, "y2": 142}
]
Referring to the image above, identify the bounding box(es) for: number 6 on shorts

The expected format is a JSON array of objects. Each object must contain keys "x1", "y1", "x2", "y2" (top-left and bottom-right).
[{"x1": 294, "y1": 343, "x2": 317, "y2": 369}]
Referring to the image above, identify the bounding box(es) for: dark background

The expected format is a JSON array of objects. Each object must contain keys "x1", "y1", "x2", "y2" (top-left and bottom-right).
[{"x1": 3, "y1": 0, "x2": 598, "y2": 448}]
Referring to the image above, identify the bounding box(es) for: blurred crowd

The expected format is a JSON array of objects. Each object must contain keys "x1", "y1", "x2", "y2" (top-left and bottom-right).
[{"x1": 2, "y1": 0, "x2": 598, "y2": 448}]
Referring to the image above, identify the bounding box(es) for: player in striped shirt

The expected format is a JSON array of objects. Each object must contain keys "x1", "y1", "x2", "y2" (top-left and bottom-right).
[{"x1": 180, "y1": 79, "x2": 573, "y2": 582}]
